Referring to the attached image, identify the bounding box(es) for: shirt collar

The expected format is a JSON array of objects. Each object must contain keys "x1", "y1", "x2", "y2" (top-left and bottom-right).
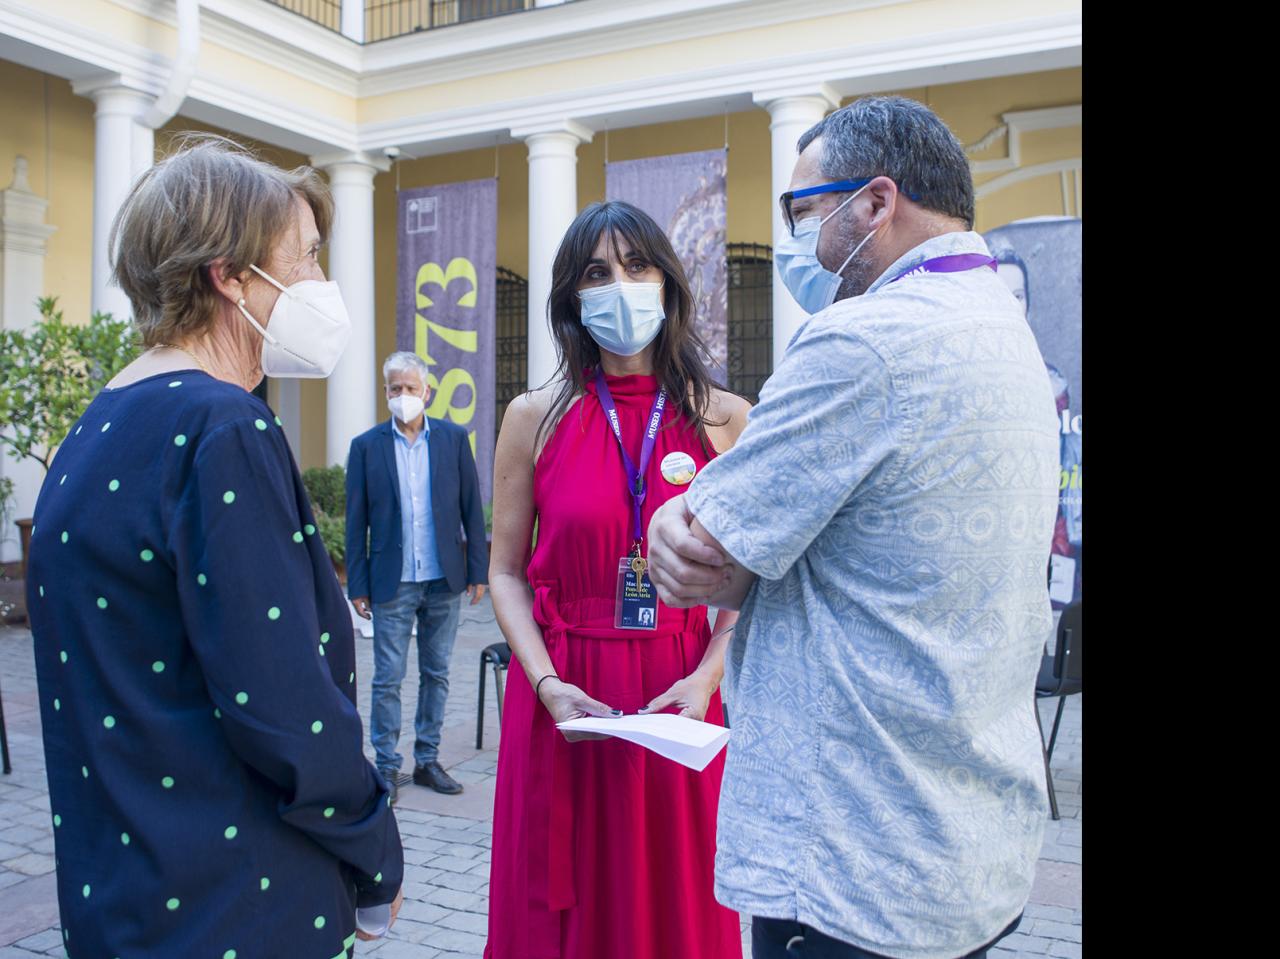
[
  {"x1": 865, "y1": 230, "x2": 992, "y2": 296},
  {"x1": 390, "y1": 415, "x2": 430, "y2": 444}
]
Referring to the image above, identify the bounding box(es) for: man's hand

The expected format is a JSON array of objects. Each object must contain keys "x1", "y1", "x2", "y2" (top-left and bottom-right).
[
  {"x1": 647, "y1": 496, "x2": 729, "y2": 608},
  {"x1": 637, "y1": 670, "x2": 718, "y2": 721},
  {"x1": 352, "y1": 596, "x2": 372, "y2": 620},
  {"x1": 466, "y1": 583, "x2": 487, "y2": 605}
]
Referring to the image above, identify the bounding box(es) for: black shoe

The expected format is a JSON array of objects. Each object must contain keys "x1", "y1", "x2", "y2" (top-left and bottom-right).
[{"x1": 413, "y1": 761, "x2": 463, "y2": 795}]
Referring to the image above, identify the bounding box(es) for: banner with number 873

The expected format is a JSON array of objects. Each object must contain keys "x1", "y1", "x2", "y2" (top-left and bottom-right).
[{"x1": 396, "y1": 178, "x2": 497, "y2": 506}]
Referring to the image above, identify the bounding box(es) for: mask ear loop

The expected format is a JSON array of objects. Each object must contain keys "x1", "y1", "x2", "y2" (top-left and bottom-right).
[
  {"x1": 833, "y1": 226, "x2": 879, "y2": 278},
  {"x1": 822, "y1": 183, "x2": 877, "y2": 278},
  {"x1": 236, "y1": 265, "x2": 285, "y2": 345},
  {"x1": 235, "y1": 297, "x2": 278, "y2": 345},
  {"x1": 249, "y1": 263, "x2": 290, "y2": 294}
]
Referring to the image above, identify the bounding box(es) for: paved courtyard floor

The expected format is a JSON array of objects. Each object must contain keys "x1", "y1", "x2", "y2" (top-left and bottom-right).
[{"x1": 0, "y1": 597, "x2": 1080, "y2": 958}]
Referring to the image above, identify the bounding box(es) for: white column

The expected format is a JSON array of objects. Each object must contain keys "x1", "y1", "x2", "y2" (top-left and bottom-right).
[
  {"x1": 340, "y1": 0, "x2": 365, "y2": 42},
  {"x1": 131, "y1": 123, "x2": 155, "y2": 182},
  {"x1": 755, "y1": 89, "x2": 839, "y2": 367},
  {"x1": 516, "y1": 121, "x2": 591, "y2": 390},
  {"x1": 73, "y1": 78, "x2": 154, "y2": 321},
  {"x1": 0, "y1": 157, "x2": 58, "y2": 563},
  {"x1": 312, "y1": 152, "x2": 390, "y2": 467}
]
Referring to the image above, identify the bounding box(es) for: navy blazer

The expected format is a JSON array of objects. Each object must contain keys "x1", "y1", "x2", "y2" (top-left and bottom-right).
[{"x1": 345, "y1": 418, "x2": 488, "y2": 604}]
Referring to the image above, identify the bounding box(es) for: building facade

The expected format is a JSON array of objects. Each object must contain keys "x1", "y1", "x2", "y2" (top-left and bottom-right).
[{"x1": 0, "y1": 0, "x2": 1082, "y2": 561}]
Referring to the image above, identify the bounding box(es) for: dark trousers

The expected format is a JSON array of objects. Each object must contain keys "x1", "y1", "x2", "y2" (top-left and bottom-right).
[{"x1": 751, "y1": 914, "x2": 1022, "y2": 959}]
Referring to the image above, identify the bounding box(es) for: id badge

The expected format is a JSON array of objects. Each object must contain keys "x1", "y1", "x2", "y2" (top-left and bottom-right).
[{"x1": 615, "y1": 557, "x2": 659, "y2": 630}]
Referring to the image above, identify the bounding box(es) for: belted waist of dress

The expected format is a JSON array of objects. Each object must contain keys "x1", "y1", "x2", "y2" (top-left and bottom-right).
[
  {"x1": 529, "y1": 582, "x2": 704, "y2": 940},
  {"x1": 531, "y1": 583, "x2": 693, "y2": 642}
]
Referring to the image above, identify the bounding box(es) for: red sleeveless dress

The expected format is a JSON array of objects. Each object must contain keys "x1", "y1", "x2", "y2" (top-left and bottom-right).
[{"x1": 484, "y1": 372, "x2": 742, "y2": 959}]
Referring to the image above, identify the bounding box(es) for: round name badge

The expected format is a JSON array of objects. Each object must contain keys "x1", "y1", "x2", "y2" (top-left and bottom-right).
[{"x1": 660, "y1": 451, "x2": 697, "y2": 486}]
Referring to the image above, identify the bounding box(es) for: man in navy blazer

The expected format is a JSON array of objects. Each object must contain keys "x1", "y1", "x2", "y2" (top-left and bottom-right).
[{"x1": 346, "y1": 351, "x2": 489, "y2": 801}]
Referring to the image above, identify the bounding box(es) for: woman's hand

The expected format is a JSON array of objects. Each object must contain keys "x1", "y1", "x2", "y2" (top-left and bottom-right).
[
  {"x1": 637, "y1": 670, "x2": 719, "y2": 722},
  {"x1": 355, "y1": 886, "x2": 403, "y2": 942},
  {"x1": 539, "y1": 678, "x2": 621, "y2": 742}
]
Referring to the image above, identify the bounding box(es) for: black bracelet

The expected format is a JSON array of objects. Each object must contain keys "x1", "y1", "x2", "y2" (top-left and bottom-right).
[{"x1": 534, "y1": 674, "x2": 559, "y2": 703}]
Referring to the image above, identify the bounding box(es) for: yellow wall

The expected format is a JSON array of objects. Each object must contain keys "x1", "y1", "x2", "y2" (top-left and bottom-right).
[
  {"x1": 0, "y1": 60, "x2": 95, "y2": 326},
  {"x1": 872, "y1": 68, "x2": 1083, "y2": 231}
]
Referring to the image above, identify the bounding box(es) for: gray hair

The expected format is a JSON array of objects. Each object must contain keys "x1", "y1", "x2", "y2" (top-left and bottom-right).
[
  {"x1": 382, "y1": 351, "x2": 430, "y2": 386},
  {"x1": 109, "y1": 133, "x2": 333, "y2": 346},
  {"x1": 796, "y1": 96, "x2": 975, "y2": 229}
]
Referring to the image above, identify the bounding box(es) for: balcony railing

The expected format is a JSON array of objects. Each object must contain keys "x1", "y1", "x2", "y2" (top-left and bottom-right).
[
  {"x1": 367, "y1": 1, "x2": 536, "y2": 41},
  {"x1": 265, "y1": 1, "x2": 544, "y2": 41},
  {"x1": 267, "y1": 1, "x2": 342, "y2": 33}
]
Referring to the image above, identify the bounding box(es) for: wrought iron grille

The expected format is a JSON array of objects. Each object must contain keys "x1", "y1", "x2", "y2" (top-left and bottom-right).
[
  {"x1": 726, "y1": 242, "x2": 773, "y2": 404},
  {"x1": 267, "y1": 0, "x2": 342, "y2": 32},
  {"x1": 495, "y1": 266, "x2": 529, "y2": 439},
  {"x1": 365, "y1": 0, "x2": 535, "y2": 41}
]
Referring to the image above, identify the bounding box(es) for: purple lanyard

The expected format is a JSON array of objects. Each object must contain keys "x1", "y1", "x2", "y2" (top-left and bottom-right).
[
  {"x1": 594, "y1": 368, "x2": 667, "y2": 549},
  {"x1": 888, "y1": 253, "x2": 997, "y2": 284}
]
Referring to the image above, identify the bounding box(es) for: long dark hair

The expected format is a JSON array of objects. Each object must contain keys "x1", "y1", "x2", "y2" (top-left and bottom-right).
[{"x1": 535, "y1": 201, "x2": 721, "y2": 450}]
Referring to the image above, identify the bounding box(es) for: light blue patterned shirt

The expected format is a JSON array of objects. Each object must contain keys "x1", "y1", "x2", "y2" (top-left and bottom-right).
[
  {"x1": 391, "y1": 417, "x2": 443, "y2": 583},
  {"x1": 686, "y1": 231, "x2": 1060, "y2": 959}
]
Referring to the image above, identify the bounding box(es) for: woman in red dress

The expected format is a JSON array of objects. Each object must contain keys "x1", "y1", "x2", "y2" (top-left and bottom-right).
[{"x1": 485, "y1": 201, "x2": 749, "y2": 959}]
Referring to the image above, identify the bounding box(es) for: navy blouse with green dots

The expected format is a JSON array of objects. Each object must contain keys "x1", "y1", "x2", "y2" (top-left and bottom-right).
[{"x1": 26, "y1": 369, "x2": 403, "y2": 959}]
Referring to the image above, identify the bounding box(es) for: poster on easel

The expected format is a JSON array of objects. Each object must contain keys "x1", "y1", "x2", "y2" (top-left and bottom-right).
[{"x1": 985, "y1": 217, "x2": 1082, "y2": 610}]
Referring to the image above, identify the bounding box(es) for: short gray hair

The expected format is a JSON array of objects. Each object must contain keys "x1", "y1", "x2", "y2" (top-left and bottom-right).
[
  {"x1": 382, "y1": 351, "x2": 430, "y2": 385},
  {"x1": 796, "y1": 96, "x2": 975, "y2": 229},
  {"x1": 110, "y1": 133, "x2": 333, "y2": 345}
]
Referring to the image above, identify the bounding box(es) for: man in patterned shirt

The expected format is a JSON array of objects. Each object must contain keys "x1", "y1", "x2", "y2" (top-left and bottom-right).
[{"x1": 647, "y1": 97, "x2": 1061, "y2": 959}]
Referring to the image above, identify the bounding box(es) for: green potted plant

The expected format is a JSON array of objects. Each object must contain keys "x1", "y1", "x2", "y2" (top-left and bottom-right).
[
  {"x1": 0, "y1": 297, "x2": 140, "y2": 575},
  {"x1": 301, "y1": 464, "x2": 347, "y2": 582}
]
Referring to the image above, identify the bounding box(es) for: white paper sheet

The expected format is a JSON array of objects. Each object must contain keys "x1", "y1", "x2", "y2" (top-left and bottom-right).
[{"x1": 556, "y1": 713, "x2": 730, "y2": 771}]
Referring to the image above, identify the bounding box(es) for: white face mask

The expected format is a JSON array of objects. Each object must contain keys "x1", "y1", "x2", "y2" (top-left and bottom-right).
[
  {"x1": 235, "y1": 265, "x2": 352, "y2": 378},
  {"x1": 387, "y1": 393, "x2": 425, "y2": 424},
  {"x1": 577, "y1": 281, "x2": 666, "y2": 356}
]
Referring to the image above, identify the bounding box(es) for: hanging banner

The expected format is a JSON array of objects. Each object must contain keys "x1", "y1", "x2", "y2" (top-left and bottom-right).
[
  {"x1": 606, "y1": 148, "x2": 728, "y2": 383},
  {"x1": 985, "y1": 217, "x2": 1082, "y2": 611},
  {"x1": 396, "y1": 178, "x2": 497, "y2": 505}
]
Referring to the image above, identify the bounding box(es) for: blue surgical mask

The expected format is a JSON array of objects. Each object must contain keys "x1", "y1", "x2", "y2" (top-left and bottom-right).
[
  {"x1": 577, "y1": 281, "x2": 665, "y2": 356},
  {"x1": 775, "y1": 185, "x2": 877, "y2": 314}
]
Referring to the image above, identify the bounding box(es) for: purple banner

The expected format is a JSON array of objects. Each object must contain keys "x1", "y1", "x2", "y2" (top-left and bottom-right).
[
  {"x1": 396, "y1": 178, "x2": 497, "y2": 505},
  {"x1": 606, "y1": 149, "x2": 728, "y2": 383},
  {"x1": 984, "y1": 217, "x2": 1082, "y2": 611}
]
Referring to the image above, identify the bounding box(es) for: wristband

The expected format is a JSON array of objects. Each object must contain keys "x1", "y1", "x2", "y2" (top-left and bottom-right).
[{"x1": 535, "y1": 674, "x2": 559, "y2": 703}]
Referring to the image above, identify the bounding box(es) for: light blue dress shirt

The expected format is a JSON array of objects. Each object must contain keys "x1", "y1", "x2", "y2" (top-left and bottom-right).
[
  {"x1": 391, "y1": 416, "x2": 443, "y2": 583},
  {"x1": 686, "y1": 232, "x2": 1061, "y2": 959}
]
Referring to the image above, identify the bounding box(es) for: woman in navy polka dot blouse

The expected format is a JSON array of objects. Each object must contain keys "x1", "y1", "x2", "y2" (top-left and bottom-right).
[{"x1": 25, "y1": 135, "x2": 404, "y2": 958}]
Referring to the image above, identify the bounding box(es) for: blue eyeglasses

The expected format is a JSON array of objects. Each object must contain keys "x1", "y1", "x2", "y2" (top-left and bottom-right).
[{"x1": 779, "y1": 178, "x2": 922, "y2": 236}]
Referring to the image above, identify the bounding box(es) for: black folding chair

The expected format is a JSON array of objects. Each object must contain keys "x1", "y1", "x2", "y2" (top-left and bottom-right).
[
  {"x1": 1035, "y1": 601, "x2": 1081, "y2": 820},
  {"x1": 1, "y1": 674, "x2": 12, "y2": 774},
  {"x1": 476, "y1": 642, "x2": 511, "y2": 749}
]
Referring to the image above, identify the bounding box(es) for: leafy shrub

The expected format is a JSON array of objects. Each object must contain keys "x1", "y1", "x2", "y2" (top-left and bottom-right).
[
  {"x1": 302, "y1": 464, "x2": 347, "y2": 566},
  {"x1": 0, "y1": 298, "x2": 140, "y2": 472}
]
